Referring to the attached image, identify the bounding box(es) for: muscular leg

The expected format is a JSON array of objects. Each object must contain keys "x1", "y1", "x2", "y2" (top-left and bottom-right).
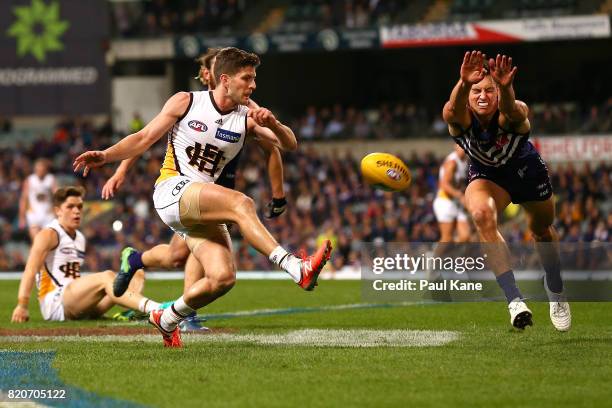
[
  {"x1": 159, "y1": 224, "x2": 235, "y2": 332},
  {"x1": 179, "y1": 182, "x2": 320, "y2": 285},
  {"x1": 181, "y1": 183, "x2": 280, "y2": 256},
  {"x1": 63, "y1": 270, "x2": 150, "y2": 319},
  {"x1": 142, "y1": 234, "x2": 190, "y2": 270},
  {"x1": 466, "y1": 179, "x2": 528, "y2": 306},
  {"x1": 455, "y1": 220, "x2": 471, "y2": 243},
  {"x1": 430, "y1": 221, "x2": 456, "y2": 278},
  {"x1": 522, "y1": 197, "x2": 563, "y2": 293},
  {"x1": 184, "y1": 253, "x2": 205, "y2": 293},
  {"x1": 437, "y1": 222, "x2": 455, "y2": 243},
  {"x1": 465, "y1": 179, "x2": 512, "y2": 276}
]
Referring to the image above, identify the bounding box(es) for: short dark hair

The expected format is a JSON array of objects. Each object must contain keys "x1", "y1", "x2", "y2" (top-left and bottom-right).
[
  {"x1": 213, "y1": 47, "x2": 260, "y2": 85},
  {"x1": 53, "y1": 186, "x2": 85, "y2": 207}
]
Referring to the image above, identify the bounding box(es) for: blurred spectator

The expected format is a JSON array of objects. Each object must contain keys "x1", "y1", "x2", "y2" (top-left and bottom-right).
[{"x1": 129, "y1": 112, "x2": 145, "y2": 133}]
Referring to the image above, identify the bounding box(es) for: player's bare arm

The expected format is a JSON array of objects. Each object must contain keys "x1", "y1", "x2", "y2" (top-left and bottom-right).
[
  {"x1": 247, "y1": 107, "x2": 297, "y2": 151},
  {"x1": 439, "y1": 160, "x2": 464, "y2": 202},
  {"x1": 489, "y1": 54, "x2": 530, "y2": 132},
  {"x1": 18, "y1": 178, "x2": 29, "y2": 229},
  {"x1": 256, "y1": 137, "x2": 285, "y2": 199},
  {"x1": 443, "y1": 51, "x2": 487, "y2": 133},
  {"x1": 101, "y1": 156, "x2": 140, "y2": 199},
  {"x1": 11, "y1": 228, "x2": 58, "y2": 323},
  {"x1": 73, "y1": 92, "x2": 191, "y2": 175}
]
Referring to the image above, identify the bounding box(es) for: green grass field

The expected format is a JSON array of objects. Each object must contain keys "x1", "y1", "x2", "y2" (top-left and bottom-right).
[{"x1": 1, "y1": 279, "x2": 611, "y2": 407}]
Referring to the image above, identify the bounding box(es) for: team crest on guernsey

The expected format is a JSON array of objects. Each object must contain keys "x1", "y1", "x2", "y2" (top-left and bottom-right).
[
  {"x1": 188, "y1": 120, "x2": 208, "y2": 132},
  {"x1": 215, "y1": 128, "x2": 241, "y2": 143},
  {"x1": 495, "y1": 133, "x2": 509, "y2": 148}
]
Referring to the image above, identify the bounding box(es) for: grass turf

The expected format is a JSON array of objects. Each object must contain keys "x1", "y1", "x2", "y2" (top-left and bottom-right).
[{"x1": 0, "y1": 279, "x2": 611, "y2": 407}]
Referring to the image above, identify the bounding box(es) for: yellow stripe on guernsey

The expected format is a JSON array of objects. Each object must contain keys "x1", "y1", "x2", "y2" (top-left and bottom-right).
[
  {"x1": 437, "y1": 189, "x2": 450, "y2": 199},
  {"x1": 38, "y1": 265, "x2": 55, "y2": 299},
  {"x1": 156, "y1": 137, "x2": 180, "y2": 185}
]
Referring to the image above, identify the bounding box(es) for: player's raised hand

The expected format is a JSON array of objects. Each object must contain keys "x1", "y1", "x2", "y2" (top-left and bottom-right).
[
  {"x1": 489, "y1": 54, "x2": 517, "y2": 88},
  {"x1": 248, "y1": 107, "x2": 277, "y2": 128},
  {"x1": 101, "y1": 172, "x2": 126, "y2": 200},
  {"x1": 11, "y1": 305, "x2": 29, "y2": 323},
  {"x1": 73, "y1": 151, "x2": 107, "y2": 177},
  {"x1": 460, "y1": 50, "x2": 487, "y2": 85}
]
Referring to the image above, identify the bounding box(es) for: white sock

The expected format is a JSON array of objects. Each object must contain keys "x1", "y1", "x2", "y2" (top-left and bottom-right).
[
  {"x1": 160, "y1": 296, "x2": 195, "y2": 332},
  {"x1": 269, "y1": 246, "x2": 301, "y2": 283},
  {"x1": 138, "y1": 298, "x2": 160, "y2": 313}
]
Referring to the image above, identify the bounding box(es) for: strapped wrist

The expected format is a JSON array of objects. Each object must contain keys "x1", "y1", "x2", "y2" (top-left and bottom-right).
[{"x1": 17, "y1": 297, "x2": 29, "y2": 307}]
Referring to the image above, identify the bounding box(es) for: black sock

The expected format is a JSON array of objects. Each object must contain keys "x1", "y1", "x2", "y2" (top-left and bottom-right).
[
  {"x1": 496, "y1": 270, "x2": 522, "y2": 303},
  {"x1": 537, "y1": 243, "x2": 563, "y2": 293},
  {"x1": 128, "y1": 251, "x2": 144, "y2": 271}
]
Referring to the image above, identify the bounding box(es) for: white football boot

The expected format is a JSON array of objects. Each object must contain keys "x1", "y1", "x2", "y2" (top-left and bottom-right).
[
  {"x1": 508, "y1": 298, "x2": 533, "y2": 329},
  {"x1": 544, "y1": 276, "x2": 571, "y2": 332}
]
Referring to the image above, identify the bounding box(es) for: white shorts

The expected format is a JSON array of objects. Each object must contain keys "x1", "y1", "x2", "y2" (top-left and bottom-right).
[
  {"x1": 26, "y1": 211, "x2": 54, "y2": 228},
  {"x1": 38, "y1": 286, "x2": 67, "y2": 321},
  {"x1": 433, "y1": 197, "x2": 468, "y2": 223},
  {"x1": 153, "y1": 176, "x2": 194, "y2": 236}
]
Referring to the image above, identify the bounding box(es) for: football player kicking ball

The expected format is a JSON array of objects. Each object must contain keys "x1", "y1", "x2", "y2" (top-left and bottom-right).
[
  {"x1": 11, "y1": 186, "x2": 161, "y2": 323},
  {"x1": 74, "y1": 47, "x2": 332, "y2": 347},
  {"x1": 442, "y1": 51, "x2": 570, "y2": 331},
  {"x1": 101, "y1": 47, "x2": 288, "y2": 331}
]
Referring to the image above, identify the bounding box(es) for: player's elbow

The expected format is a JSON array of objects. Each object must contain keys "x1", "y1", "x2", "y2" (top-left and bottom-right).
[
  {"x1": 442, "y1": 103, "x2": 456, "y2": 124},
  {"x1": 285, "y1": 140, "x2": 298, "y2": 152},
  {"x1": 280, "y1": 138, "x2": 297, "y2": 152}
]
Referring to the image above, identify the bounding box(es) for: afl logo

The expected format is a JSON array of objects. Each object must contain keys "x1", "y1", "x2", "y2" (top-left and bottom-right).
[
  {"x1": 188, "y1": 120, "x2": 208, "y2": 132},
  {"x1": 386, "y1": 169, "x2": 402, "y2": 181}
]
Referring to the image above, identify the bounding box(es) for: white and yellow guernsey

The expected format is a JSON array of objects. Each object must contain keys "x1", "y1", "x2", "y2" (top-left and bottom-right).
[
  {"x1": 156, "y1": 91, "x2": 248, "y2": 189},
  {"x1": 436, "y1": 151, "x2": 468, "y2": 200},
  {"x1": 36, "y1": 219, "x2": 85, "y2": 300}
]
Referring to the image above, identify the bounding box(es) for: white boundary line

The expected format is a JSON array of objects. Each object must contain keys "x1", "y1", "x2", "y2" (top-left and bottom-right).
[{"x1": 0, "y1": 329, "x2": 460, "y2": 348}]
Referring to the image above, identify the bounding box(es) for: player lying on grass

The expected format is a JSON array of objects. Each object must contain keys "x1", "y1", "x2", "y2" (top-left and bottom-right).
[{"x1": 11, "y1": 186, "x2": 161, "y2": 323}]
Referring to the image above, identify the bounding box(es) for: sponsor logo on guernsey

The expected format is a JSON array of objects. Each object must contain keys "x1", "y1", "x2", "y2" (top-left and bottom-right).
[
  {"x1": 215, "y1": 118, "x2": 223, "y2": 125},
  {"x1": 215, "y1": 128, "x2": 241, "y2": 143},
  {"x1": 188, "y1": 120, "x2": 208, "y2": 132}
]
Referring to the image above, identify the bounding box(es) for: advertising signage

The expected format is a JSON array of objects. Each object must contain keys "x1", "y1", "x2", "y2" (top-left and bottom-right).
[{"x1": 0, "y1": 0, "x2": 110, "y2": 115}]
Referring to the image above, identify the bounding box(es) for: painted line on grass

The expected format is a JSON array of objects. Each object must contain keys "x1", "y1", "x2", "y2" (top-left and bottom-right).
[
  {"x1": 0, "y1": 329, "x2": 459, "y2": 348},
  {"x1": 199, "y1": 301, "x2": 421, "y2": 321}
]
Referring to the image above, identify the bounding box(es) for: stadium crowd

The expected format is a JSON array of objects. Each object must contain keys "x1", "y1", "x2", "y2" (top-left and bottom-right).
[
  {"x1": 291, "y1": 98, "x2": 612, "y2": 140},
  {"x1": 0, "y1": 115, "x2": 609, "y2": 273}
]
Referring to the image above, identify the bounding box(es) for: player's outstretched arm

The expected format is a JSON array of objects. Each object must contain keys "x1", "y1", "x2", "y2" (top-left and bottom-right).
[
  {"x1": 247, "y1": 108, "x2": 297, "y2": 151},
  {"x1": 489, "y1": 54, "x2": 529, "y2": 126},
  {"x1": 101, "y1": 156, "x2": 140, "y2": 200},
  {"x1": 443, "y1": 50, "x2": 487, "y2": 131},
  {"x1": 73, "y1": 92, "x2": 191, "y2": 175},
  {"x1": 11, "y1": 228, "x2": 58, "y2": 323}
]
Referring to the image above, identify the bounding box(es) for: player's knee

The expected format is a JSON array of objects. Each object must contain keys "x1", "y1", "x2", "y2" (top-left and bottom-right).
[
  {"x1": 169, "y1": 251, "x2": 188, "y2": 268},
  {"x1": 531, "y1": 225, "x2": 554, "y2": 242},
  {"x1": 103, "y1": 270, "x2": 116, "y2": 280},
  {"x1": 470, "y1": 205, "x2": 496, "y2": 231},
  {"x1": 232, "y1": 193, "x2": 255, "y2": 216},
  {"x1": 217, "y1": 275, "x2": 236, "y2": 294}
]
